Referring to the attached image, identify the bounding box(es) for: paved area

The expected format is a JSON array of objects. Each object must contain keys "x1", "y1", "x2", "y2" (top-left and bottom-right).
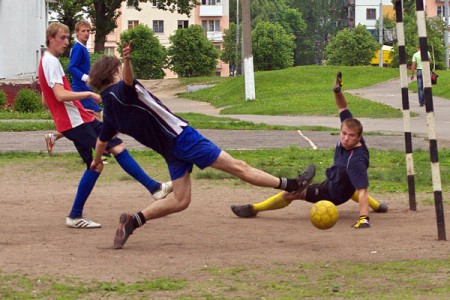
[{"x1": 1, "y1": 78, "x2": 449, "y2": 153}]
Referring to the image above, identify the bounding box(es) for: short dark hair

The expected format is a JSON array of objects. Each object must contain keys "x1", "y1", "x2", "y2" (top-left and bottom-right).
[
  {"x1": 341, "y1": 118, "x2": 363, "y2": 137},
  {"x1": 88, "y1": 56, "x2": 122, "y2": 91}
]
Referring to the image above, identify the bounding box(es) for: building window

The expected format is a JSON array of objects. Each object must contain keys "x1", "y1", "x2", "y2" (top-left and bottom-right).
[
  {"x1": 202, "y1": 20, "x2": 220, "y2": 32},
  {"x1": 366, "y1": 8, "x2": 376, "y2": 20},
  {"x1": 437, "y1": 6, "x2": 446, "y2": 18},
  {"x1": 104, "y1": 47, "x2": 115, "y2": 56},
  {"x1": 202, "y1": 0, "x2": 221, "y2": 5},
  {"x1": 128, "y1": 20, "x2": 139, "y2": 29},
  {"x1": 153, "y1": 20, "x2": 164, "y2": 33},
  {"x1": 178, "y1": 20, "x2": 189, "y2": 29},
  {"x1": 152, "y1": 0, "x2": 157, "y2": 6}
]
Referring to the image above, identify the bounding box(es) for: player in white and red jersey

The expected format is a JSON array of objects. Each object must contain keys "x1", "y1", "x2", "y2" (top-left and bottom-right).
[{"x1": 39, "y1": 23, "x2": 172, "y2": 229}]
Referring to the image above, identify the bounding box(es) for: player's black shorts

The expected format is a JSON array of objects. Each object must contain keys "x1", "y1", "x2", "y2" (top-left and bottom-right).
[
  {"x1": 62, "y1": 119, "x2": 122, "y2": 168},
  {"x1": 304, "y1": 180, "x2": 350, "y2": 206}
]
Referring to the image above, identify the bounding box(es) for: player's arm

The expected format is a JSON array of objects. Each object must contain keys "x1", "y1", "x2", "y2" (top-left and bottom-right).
[
  {"x1": 52, "y1": 84, "x2": 100, "y2": 103},
  {"x1": 333, "y1": 72, "x2": 348, "y2": 113},
  {"x1": 122, "y1": 42, "x2": 134, "y2": 86},
  {"x1": 67, "y1": 47, "x2": 86, "y2": 82},
  {"x1": 90, "y1": 138, "x2": 108, "y2": 172},
  {"x1": 410, "y1": 60, "x2": 416, "y2": 80}
]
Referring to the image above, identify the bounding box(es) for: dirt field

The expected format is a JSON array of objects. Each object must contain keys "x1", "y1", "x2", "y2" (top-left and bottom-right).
[
  {"x1": 0, "y1": 158, "x2": 448, "y2": 285},
  {"x1": 0, "y1": 79, "x2": 449, "y2": 298}
]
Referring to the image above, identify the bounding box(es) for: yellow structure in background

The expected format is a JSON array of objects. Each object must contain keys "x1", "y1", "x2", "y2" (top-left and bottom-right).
[{"x1": 371, "y1": 45, "x2": 394, "y2": 66}]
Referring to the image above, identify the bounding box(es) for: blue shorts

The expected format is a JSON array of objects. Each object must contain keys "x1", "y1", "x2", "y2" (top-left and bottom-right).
[
  {"x1": 169, "y1": 126, "x2": 222, "y2": 180},
  {"x1": 62, "y1": 119, "x2": 122, "y2": 168}
]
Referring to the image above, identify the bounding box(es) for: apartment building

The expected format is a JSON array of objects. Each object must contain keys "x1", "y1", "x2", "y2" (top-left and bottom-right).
[
  {"x1": 0, "y1": 0, "x2": 51, "y2": 80},
  {"x1": 100, "y1": 0, "x2": 230, "y2": 77}
]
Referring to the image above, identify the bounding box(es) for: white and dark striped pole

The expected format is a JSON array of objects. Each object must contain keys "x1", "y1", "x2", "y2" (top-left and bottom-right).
[
  {"x1": 414, "y1": 0, "x2": 446, "y2": 241},
  {"x1": 394, "y1": 0, "x2": 416, "y2": 211}
]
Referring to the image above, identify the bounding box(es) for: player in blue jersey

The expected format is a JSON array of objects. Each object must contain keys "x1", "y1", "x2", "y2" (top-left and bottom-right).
[
  {"x1": 230, "y1": 72, "x2": 388, "y2": 229},
  {"x1": 68, "y1": 20, "x2": 103, "y2": 119},
  {"x1": 88, "y1": 43, "x2": 315, "y2": 249}
]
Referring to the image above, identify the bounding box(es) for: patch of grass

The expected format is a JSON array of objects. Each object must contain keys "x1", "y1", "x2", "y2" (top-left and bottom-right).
[
  {"x1": 0, "y1": 110, "x2": 52, "y2": 119},
  {"x1": 0, "y1": 120, "x2": 55, "y2": 131},
  {"x1": 4, "y1": 259, "x2": 446, "y2": 298},
  {"x1": 409, "y1": 69, "x2": 450, "y2": 99},
  {"x1": 2, "y1": 148, "x2": 448, "y2": 195},
  {"x1": 181, "y1": 66, "x2": 402, "y2": 117}
]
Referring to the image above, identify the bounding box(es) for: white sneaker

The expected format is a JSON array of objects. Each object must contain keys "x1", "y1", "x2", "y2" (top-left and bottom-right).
[
  {"x1": 152, "y1": 181, "x2": 173, "y2": 200},
  {"x1": 45, "y1": 133, "x2": 56, "y2": 156},
  {"x1": 66, "y1": 216, "x2": 101, "y2": 228}
]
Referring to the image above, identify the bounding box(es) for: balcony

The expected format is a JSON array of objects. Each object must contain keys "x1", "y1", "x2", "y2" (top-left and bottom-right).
[
  {"x1": 200, "y1": 5, "x2": 223, "y2": 17},
  {"x1": 207, "y1": 31, "x2": 223, "y2": 42}
]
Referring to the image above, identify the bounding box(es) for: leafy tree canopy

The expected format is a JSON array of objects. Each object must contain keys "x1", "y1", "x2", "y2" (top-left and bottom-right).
[
  {"x1": 167, "y1": 25, "x2": 220, "y2": 77},
  {"x1": 118, "y1": 24, "x2": 167, "y2": 79},
  {"x1": 325, "y1": 24, "x2": 380, "y2": 66}
]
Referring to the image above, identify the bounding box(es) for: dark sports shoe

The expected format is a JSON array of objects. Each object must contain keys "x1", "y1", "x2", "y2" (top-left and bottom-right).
[
  {"x1": 333, "y1": 71, "x2": 343, "y2": 93},
  {"x1": 352, "y1": 216, "x2": 370, "y2": 229},
  {"x1": 231, "y1": 204, "x2": 257, "y2": 218},
  {"x1": 295, "y1": 164, "x2": 316, "y2": 195},
  {"x1": 374, "y1": 201, "x2": 388, "y2": 213},
  {"x1": 114, "y1": 213, "x2": 135, "y2": 249}
]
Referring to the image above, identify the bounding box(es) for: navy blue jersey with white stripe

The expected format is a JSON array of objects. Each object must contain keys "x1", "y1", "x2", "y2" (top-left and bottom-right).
[
  {"x1": 99, "y1": 80, "x2": 188, "y2": 162},
  {"x1": 326, "y1": 110, "x2": 369, "y2": 202}
]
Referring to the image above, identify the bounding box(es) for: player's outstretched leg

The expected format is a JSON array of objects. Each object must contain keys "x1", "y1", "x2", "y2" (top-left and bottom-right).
[
  {"x1": 231, "y1": 165, "x2": 315, "y2": 218},
  {"x1": 351, "y1": 192, "x2": 388, "y2": 213}
]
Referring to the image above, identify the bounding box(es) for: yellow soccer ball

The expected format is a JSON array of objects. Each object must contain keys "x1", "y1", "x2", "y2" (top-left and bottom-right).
[{"x1": 310, "y1": 200, "x2": 339, "y2": 230}]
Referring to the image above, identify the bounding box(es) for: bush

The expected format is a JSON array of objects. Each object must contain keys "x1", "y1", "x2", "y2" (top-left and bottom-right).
[
  {"x1": 0, "y1": 90, "x2": 6, "y2": 109},
  {"x1": 14, "y1": 88, "x2": 42, "y2": 113}
]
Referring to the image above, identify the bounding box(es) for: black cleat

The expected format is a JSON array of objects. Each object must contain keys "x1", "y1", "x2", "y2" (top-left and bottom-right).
[
  {"x1": 113, "y1": 213, "x2": 135, "y2": 249},
  {"x1": 352, "y1": 216, "x2": 371, "y2": 229},
  {"x1": 231, "y1": 204, "x2": 257, "y2": 218},
  {"x1": 333, "y1": 71, "x2": 343, "y2": 93},
  {"x1": 374, "y1": 201, "x2": 388, "y2": 213},
  {"x1": 295, "y1": 164, "x2": 316, "y2": 195}
]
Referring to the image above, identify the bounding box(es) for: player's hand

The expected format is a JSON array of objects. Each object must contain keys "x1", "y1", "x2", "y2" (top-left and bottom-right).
[
  {"x1": 90, "y1": 159, "x2": 104, "y2": 172},
  {"x1": 122, "y1": 41, "x2": 132, "y2": 59},
  {"x1": 90, "y1": 92, "x2": 102, "y2": 104}
]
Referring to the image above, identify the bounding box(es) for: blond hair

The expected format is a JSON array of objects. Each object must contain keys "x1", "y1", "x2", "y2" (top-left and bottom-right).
[
  {"x1": 46, "y1": 22, "x2": 69, "y2": 47},
  {"x1": 75, "y1": 20, "x2": 91, "y2": 32}
]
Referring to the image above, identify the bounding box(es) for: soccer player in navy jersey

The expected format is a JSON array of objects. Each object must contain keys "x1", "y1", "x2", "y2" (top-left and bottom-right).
[
  {"x1": 231, "y1": 72, "x2": 388, "y2": 229},
  {"x1": 88, "y1": 43, "x2": 314, "y2": 249},
  {"x1": 39, "y1": 23, "x2": 172, "y2": 229}
]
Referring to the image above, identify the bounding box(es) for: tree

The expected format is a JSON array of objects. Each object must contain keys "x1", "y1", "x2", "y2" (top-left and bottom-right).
[
  {"x1": 325, "y1": 24, "x2": 380, "y2": 66},
  {"x1": 167, "y1": 25, "x2": 220, "y2": 77},
  {"x1": 289, "y1": 0, "x2": 348, "y2": 65},
  {"x1": 252, "y1": 22, "x2": 295, "y2": 71},
  {"x1": 48, "y1": 0, "x2": 90, "y2": 56},
  {"x1": 221, "y1": 23, "x2": 242, "y2": 74},
  {"x1": 51, "y1": 1, "x2": 197, "y2": 53},
  {"x1": 118, "y1": 24, "x2": 167, "y2": 79},
  {"x1": 389, "y1": 5, "x2": 446, "y2": 70}
]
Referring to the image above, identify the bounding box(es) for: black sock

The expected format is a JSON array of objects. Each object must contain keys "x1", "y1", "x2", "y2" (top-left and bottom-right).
[
  {"x1": 276, "y1": 177, "x2": 298, "y2": 192},
  {"x1": 132, "y1": 212, "x2": 147, "y2": 229}
]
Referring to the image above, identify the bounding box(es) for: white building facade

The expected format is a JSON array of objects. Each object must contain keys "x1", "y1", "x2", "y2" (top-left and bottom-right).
[{"x1": 0, "y1": 0, "x2": 52, "y2": 80}]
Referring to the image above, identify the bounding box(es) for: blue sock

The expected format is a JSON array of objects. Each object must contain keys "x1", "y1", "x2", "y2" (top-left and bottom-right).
[
  {"x1": 69, "y1": 169, "x2": 100, "y2": 218},
  {"x1": 115, "y1": 149, "x2": 161, "y2": 194}
]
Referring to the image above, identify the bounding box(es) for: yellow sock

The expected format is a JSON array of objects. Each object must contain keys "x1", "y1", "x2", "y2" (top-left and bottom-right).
[
  {"x1": 253, "y1": 192, "x2": 291, "y2": 213},
  {"x1": 351, "y1": 192, "x2": 380, "y2": 210}
]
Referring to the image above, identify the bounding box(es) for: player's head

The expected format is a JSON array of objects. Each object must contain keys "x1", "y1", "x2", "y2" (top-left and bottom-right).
[
  {"x1": 340, "y1": 118, "x2": 363, "y2": 150},
  {"x1": 46, "y1": 22, "x2": 70, "y2": 55},
  {"x1": 75, "y1": 20, "x2": 92, "y2": 44},
  {"x1": 88, "y1": 56, "x2": 122, "y2": 91}
]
